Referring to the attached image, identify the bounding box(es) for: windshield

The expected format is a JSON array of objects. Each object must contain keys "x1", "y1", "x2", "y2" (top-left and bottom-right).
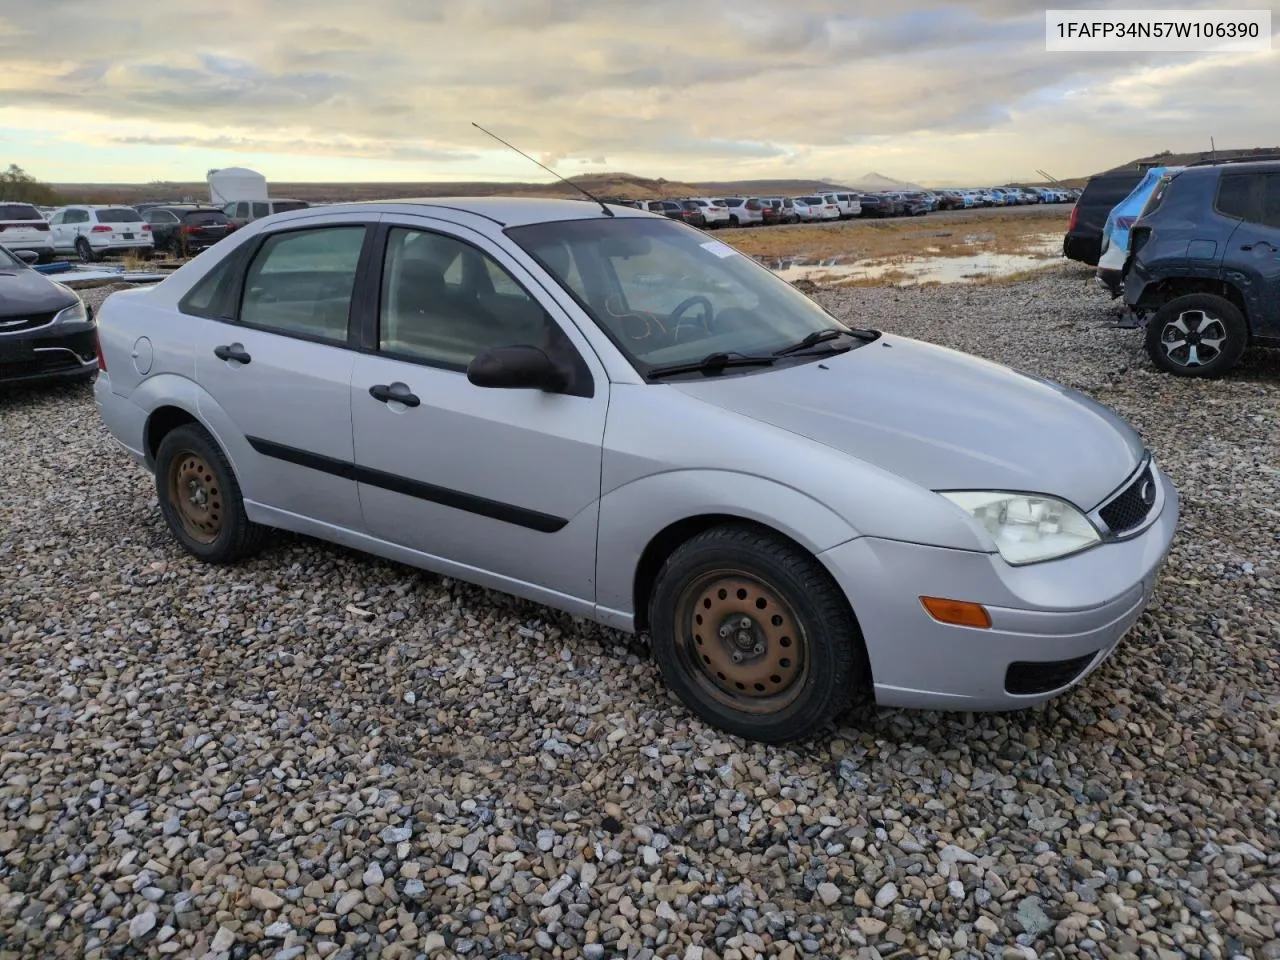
[
  {"x1": 0, "y1": 245, "x2": 26, "y2": 268},
  {"x1": 506, "y1": 216, "x2": 859, "y2": 376}
]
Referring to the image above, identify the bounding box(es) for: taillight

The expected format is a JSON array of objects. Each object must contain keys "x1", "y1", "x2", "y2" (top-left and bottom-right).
[
  {"x1": 91, "y1": 225, "x2": 112, "y2": 233},
  {"x1": 181, "y1": 225, "x2": 197, "y2": 233},
  {"x1": 34, "y1": 222, "x2": 49, "y2": 231},
  {"x1": 1067, "y1": 203, "x2": 1079, "y2": 231},
  {"x1": 142, "y1": 224, "x2": 152, "y2": 232},
  {"x1": 95, "y1": 329, "x2": 106, "y2": 371}
]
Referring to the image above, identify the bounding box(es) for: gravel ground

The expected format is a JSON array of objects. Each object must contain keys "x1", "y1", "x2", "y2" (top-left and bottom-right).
[{"x1": 1, "y1": 268, "x2": 1277, "y2": 960}]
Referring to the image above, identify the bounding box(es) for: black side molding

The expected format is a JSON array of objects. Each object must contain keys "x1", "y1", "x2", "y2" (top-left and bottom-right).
[{"x1": 245, "y1": 437, "x2": 568, "y2": 533}]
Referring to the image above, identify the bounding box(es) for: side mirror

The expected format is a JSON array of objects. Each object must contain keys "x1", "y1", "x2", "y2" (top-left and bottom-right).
[
  {"x1": 467, "y1": 344, "x2": 569, "y2": 392},
  {"x1": 15, "y1": 250, "x2": 39, "y2": 264}
]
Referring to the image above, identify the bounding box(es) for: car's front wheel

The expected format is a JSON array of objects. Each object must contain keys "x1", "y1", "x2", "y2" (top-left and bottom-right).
[
  {"x1": 1144, "y1": 293, "x2": 1248, "y2": 378},
  {"x1": 154, "y1": 423, "x2": 267, "y2": 564},
  {"x1": 649, "y1": 524, "x2": 865, "y2": 743}
]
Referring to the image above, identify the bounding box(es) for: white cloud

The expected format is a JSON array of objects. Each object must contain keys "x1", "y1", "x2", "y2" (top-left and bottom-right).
[{"x1": 0, "y1": 0, "x2": 1276, "y2": 183}]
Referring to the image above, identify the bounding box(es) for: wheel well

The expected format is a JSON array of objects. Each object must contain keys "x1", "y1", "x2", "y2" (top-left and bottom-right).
[
  {"x1": 1137, "y1": 277, "x2": 1248, "y2": 319},
  {"x1": 144, "y1": 406, "x2": 197, "y2": 466}
]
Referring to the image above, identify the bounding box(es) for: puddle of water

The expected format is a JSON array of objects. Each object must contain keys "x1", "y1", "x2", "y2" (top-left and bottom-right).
[{"x1": 763, "y1": 233, "x2": 1064, "y2": 286}]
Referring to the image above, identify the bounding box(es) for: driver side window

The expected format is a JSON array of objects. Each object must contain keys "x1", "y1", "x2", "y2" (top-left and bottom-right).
[{"x1": 378, "y1": 227, "x2": 557, "y2": 370}]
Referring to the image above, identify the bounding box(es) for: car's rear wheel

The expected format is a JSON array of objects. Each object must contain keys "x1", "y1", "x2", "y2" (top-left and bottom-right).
[
  {"x1": 1145, "y1": 293, "x2": 1248, "y2": 378},
  {"x1": 75, "y1": 238, "x2": 99, "y2": 263},
  {"x1": 649, "y1": 524, "x2": 864, "y2": 743},
  {"x1": 154, "y1": 423, "x2": 267, "y2": 564}
]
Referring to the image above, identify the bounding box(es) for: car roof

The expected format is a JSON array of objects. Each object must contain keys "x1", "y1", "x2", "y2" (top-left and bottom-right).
[
  {"x1": 1176, "y1": 158, "x2": 1280, "y2": 177},
  {"x1": 315, "y1": 196, "x2": 651, "y2": 227}
]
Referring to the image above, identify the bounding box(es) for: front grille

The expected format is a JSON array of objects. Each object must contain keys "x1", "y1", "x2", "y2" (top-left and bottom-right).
[
  {"x1": 1099, "y1": 463, "x2": 1156, "y2": 535},
  {"x1": 1005, "y1": 653, "x2": 1097, "y2": 696},
  {"x1": 0, "y1": 312, "x2": 56, "y2": 334}
]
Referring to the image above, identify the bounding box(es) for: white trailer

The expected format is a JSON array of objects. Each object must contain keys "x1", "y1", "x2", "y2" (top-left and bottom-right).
[{"x1": 207, "y1": 167, "x2": 268, "y2": 207}]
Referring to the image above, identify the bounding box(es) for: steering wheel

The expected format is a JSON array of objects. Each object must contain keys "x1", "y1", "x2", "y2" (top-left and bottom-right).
[{"x1": 669, "y1": 295, "x2": 715, "y2": 340}]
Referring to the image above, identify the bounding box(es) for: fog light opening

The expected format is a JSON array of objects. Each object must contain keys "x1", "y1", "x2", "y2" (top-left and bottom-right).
[{"x1": 920, "y1": 596, "x2": 992, "y2": 629}]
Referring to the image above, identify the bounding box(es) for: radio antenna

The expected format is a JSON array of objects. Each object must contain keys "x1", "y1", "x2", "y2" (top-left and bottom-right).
[{"x1": 471, "y1": 121, "x2": 614, "y2": 217}]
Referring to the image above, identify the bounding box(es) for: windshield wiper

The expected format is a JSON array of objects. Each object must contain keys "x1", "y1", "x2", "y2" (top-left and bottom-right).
[
  {"x1": 647, "y1": 352, "x2": 777, "y2": 380},
  {"x1": 773, "y1": 326, "x2": 877, "y2": 356}
]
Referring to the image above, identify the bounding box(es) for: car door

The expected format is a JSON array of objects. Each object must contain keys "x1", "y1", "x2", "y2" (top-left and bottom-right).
[
  {"x1": 147, "y1": 209, "x2": 179, "y2": 251},
  {"x1": 348, "y1": 218, "x2": 608, "y2": 610},
  {"x1": 189, "y1": 215, "x2": 376, "y2": 532},
  {"x1": 1219, "y1": 172, "x2": 1280, "y2": 336}
]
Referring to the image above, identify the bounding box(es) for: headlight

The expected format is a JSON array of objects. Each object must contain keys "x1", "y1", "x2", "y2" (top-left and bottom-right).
[
  {"x1": 52, "y1": 299, "x2": 89, "y2": 325},
  {"x1": 939, "y1": 491, "x2": 1100, "y2": 565}
]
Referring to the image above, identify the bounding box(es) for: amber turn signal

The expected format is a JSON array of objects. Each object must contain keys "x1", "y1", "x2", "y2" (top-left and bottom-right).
[{"x1": 920, "y1": 596, "x2": 992, "y2": 629}]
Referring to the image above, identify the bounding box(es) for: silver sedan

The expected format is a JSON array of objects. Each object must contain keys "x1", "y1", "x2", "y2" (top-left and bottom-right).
[{"x1": 92, "y1": 197, "x2": 1178, "y2": 743}]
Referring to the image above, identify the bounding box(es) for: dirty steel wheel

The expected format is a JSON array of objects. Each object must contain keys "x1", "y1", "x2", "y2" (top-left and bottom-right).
[
  {"x1": 1145, "y1": 293, "x2": 1247, "y2": 378},
  {"x1": 154, "y1": 423, "x2": 267, "y2": 564},
  {"x1": 649, "y1": 523, "x2": 865, "y2": 743}
]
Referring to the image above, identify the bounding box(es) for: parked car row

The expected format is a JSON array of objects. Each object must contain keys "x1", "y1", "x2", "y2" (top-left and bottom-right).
[
  {"x1": 0, "y1": 196, "x2": 313, "y2": 264},
  {"x1": 1082, "y1": 155, "x2": 1280, "y2": 379},
  {"x1": 602, "y1": 184, "x2": 1079, "y2": 230}
]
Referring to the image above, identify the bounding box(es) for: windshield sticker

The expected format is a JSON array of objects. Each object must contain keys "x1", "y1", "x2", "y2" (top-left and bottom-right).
[{"x1": 700, "y1": 239, "x2": 739, "y2": 259}]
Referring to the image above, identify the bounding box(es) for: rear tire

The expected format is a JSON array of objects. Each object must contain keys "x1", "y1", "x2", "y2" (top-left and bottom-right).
[
  {"x1": 75, "y1": 238, "x2": 99, "y2": 263},
  {"x1": 1144, "y1": 293, "x2": 1248, "y2": 378},
  {"x1": 154, "y1": 423, "x2": 268, "y2": 564},
  {"x1": 649, "y1": 523, "x2": 865, "y2": 743}
]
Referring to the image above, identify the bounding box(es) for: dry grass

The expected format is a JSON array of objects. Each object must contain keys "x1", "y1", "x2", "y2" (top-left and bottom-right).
[{"x1": 723, "y1": 208, "x2": 1070, "y2": 262}]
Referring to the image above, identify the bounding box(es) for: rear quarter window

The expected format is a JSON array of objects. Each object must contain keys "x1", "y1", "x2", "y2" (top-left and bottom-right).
[{"x1": 1214, "y1": 173, "x2": 1258, "y2": 220}]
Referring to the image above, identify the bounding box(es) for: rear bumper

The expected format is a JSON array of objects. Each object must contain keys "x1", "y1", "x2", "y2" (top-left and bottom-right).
[
  {"x1": 2, "y1": 238, "x2": 54, "y2": 253},
  {"x1": 1064, "y1": 232, "x2": 1101, "y2": 266},
  {"x1": 93, "y1": 373, "x2": 149, "y2": 464},
  {"x1": 818, "y1": 464, "x2": 1179, "y2": 711}
]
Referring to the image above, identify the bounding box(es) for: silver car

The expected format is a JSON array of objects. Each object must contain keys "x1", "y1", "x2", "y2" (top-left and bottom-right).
[{"x1": 92, "y1": 198, "x2": 1179, "y2": 743}]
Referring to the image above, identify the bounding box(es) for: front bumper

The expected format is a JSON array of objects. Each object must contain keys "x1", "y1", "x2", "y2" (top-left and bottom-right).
[
  {"x1": 0, "y1": 324, "x2": 99, "y2": 386},
  {"x1": 818, "y1": 464, "x2": 1179, "y2": 711}
]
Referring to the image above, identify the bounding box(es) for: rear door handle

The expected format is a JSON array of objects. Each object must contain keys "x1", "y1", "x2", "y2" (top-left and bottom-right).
[
  {"x1": 213, "y1": 343, "x2": 251, "y2": 364},
  {"x1": 369, "y1": 382, "x2": 421, "y2": 407}
]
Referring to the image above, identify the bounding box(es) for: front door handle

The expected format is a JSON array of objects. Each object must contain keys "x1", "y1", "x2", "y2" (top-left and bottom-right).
[
  {"x1": 213, "y1": 343, "x2": 251, "y2": 364},
  {"x1": 369, "y1": 382, "x2": 421, "y2": 407}
]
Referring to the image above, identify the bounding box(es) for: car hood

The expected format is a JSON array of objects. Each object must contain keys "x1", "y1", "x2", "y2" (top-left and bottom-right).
[
  {"x1": 668, "y1": 335, "x2": 1145, "y2": 510},
  {"x1": 0, "y1": 268, "x2": 77, "y2": 316}
]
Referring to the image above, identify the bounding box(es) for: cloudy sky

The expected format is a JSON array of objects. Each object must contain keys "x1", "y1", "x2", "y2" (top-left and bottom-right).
[{"x1": 1, "y1": 0, "x2": 1276, "y2": 186}]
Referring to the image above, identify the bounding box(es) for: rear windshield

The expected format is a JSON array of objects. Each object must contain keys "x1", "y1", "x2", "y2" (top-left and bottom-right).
[
  {"x1": 1080, "y1": 173, "x2": 1143, "y2": 209},
  {"x1": 681, "y1": 201, "x2": 700, "y2": 209},
  {"x1": 183, "y1": 211, "x2": 230, "y2": 225},
  {"x1": 96, "y1": 207, "x2": 144, "y2": 223},
  {"x1": 0, "y1": 204, "x2": 41, "y2": 220}
]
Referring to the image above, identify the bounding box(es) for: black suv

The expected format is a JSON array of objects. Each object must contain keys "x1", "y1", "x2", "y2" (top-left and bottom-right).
[
  {"x1": 1064, "y1": 168, "x2": 1144, "y2": 265},
  {"x1": 1123, "y1": 159, "x2": 1280, "y2": 377}
]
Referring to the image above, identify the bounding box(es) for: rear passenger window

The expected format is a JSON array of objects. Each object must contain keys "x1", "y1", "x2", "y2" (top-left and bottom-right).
[
  {"x1": 1215, "y1": 174, "x2": 1257, "y2": 220},
  {"x1": 239, "y1": 226, "x2": 366, "y2": 342}
]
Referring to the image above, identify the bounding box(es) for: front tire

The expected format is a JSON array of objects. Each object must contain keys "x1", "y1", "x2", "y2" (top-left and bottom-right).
[
  {"x1": 649, "y1": 524, "x2": 865, "y2": 743},
  {"x1": 1144, "y1": 293, "x2": 1248, "y2": 378},
  {"x1": 154, "y1": 423, "x2": 267, "y2": 564}
]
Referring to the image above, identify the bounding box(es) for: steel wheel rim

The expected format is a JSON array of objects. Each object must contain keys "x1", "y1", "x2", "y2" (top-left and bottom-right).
[
  {"x1": 1160, "y1": 309, "x2": 1226, "y2": 368},
  {"x1": 675, "y1": 571, "x2": 808, "y2": 715},
  {"x1": 168, "y1": 451, "x2": 222, "y2": 544}
]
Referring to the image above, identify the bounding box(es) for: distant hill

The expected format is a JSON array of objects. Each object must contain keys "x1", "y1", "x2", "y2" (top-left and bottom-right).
[
  {"x1": 48, "y1": 172, "x2": 707, "y2": 205},
  {"x1": 844, "y1": 171, "x2": 924, "y2": 192}
]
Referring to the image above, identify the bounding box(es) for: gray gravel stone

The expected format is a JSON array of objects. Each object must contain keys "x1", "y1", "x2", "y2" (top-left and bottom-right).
[{"x1": 0, "y1": 271, "x2": 1274, "y2": 959}]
